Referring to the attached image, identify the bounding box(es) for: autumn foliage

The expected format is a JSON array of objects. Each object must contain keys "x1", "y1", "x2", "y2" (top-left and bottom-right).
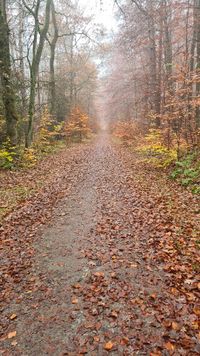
[
  {"x1": 113, "y1": 121, "x2": 142, "y2": 145},
  {"x1": 64, "y1": 107, "x2": 91, "y2": 142}
]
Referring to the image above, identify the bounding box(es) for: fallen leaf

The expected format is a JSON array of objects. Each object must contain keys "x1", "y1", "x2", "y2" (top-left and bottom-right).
[
  {"x1": 193, "y1": 306, "x2": 200, "y2": 316},
  {"x1": 150, "y1": 293, "x2": 157, "y2": 300},
  {"x1": 164, "y1": 341, "x2": 175, "y2": 351},
  {"x1": 110, "y1": 311, "x2": 118, "y2": 318},
  {"x1": 104, "y1": 341, "x2": 114, "y2": 351},
  {"x1": 8, "y1": 331, "x2": 16, "y2": 339},
  {"x1": 172, "y1": 321, "x2": 180, "y2": 331},
  {"x1": 150, "y1": 352, "x2": 162, "y2": 356},
  {"x1": 94, "y1": 336, "x2": 100, "y2": 342},
  {"x1": 71, "y1": 297, "x2": 78, "y2": 304},
  {"x1": 10, "y1": 314, "x2": 17, "y2": 320},
  {"x1": 94, "y1": 271, "x2": 104, "y2": 277},
  {"x1": 120, "y1": 337, "x2": 129, "y2": 345}
]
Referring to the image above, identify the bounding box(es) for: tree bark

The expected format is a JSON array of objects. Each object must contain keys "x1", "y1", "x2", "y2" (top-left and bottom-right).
[
  {"x1": 49, "y1": 0, "x2": 58, "y2": 116},
  {"x1": 25, "y1": 0, "x2": 52, "y2": 147},
  {"x1": 0, "y1": 0, "x2": 18, "y2": 145},
  {"x1": 195, "y1": 0, "x2": 200, "y2": 130}
]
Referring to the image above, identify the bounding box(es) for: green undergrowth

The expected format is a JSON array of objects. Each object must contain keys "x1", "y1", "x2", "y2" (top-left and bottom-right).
[{"x1": 170, "y1": 153, "x2": 200, "y2": 194}]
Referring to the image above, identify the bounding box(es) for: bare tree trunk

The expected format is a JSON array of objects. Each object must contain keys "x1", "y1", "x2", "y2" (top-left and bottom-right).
[
  {"x1": 0, "y1": 0, "x2": 18, "y2": 145},
  {"x1": 195, "y1": 0, "x2": 200, "y2": 131},
  {"x1": 18, "y1": 0, "x2": 26, "y2": 118},
  {"x1": 25, "y1": 0, "x2": 52, "y2": 147},
  {"x1": 49, "y1": 0, "x2": 58, "y2": 116},
  {"x1": 148, "y1": 15, "x2": 160, "y2": 122},
  {"x1": 69, "y1": 34, "x2": 75, "y2": 112}
]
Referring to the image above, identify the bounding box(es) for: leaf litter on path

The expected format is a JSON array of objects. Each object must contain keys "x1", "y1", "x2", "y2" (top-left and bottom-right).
[{"x1": 1, "y1": 134, "x2": 199, "y2": 355}]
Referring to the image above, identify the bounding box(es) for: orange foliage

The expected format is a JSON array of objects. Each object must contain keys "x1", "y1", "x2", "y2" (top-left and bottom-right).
[
  {"x1": 64, "y1": 107, "x2": 91, "y2": 141},
  {"x1": 113, "y1": 121, "x2": 141, "y2": 144}
]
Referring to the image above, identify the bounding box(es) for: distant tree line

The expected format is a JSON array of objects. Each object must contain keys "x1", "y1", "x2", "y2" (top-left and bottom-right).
[{"x1": 105, "y1": 0, "x2": 200, "y2": 155}]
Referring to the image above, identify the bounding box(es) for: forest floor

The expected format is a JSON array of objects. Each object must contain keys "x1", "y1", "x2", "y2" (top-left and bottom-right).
[{"x1": 0, "y1": 133, "x2": 200, "y2": 355}]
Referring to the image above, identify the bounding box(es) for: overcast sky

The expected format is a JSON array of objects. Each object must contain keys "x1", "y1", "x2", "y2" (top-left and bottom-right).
[{"x1": 79, "y1": 0, "x2": 116, "y2": 30}]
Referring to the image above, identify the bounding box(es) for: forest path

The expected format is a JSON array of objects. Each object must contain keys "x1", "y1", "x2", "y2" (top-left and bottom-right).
[{"x1": 1, "y1": 134, "x2": 199, "y2": 355}]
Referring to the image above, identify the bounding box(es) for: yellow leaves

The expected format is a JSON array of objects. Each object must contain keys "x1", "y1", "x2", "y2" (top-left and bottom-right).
[
  {"x1": 8, "y1": 331, "x2": 16, "y2": 339},
  {"x1": 104, "y1": 341, "x2": 114, "y2": 351}
]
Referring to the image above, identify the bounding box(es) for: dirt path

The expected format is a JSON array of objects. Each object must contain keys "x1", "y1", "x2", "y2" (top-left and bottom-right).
[{"x1": 1, "y1": 135, "x2": 200, "y2": 355}]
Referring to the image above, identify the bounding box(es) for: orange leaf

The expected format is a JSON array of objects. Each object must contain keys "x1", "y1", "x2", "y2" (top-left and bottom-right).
[
  {"x1": 104, "y1": 341, "x2": 114, "y2": 351},
  {"x1": 193, "y1": 306, "x2": 200, "y2": 316},
  {"x1": 164, "y1": 341, "x2": 175, "y2": 351},
  {"x1": 8, "y1": 331, "x2": 16, "y2": 339},
  {"x1": 71, "y1": 297, "x2": 78, "y2": 304},
  {"x1": 172, "y1": 322, "x2": 180, "y2": 331},
  {"x1": 94, "y1": 336, "x2": 100, "y2": 342},
  {"x1": 94, "y1": 272, "x2": 104, "y2": 277},
  {"x1": 10, "y1": 314, "x2": 17, "y2": 320},
  {"x1": 150, "y1": 293, "x2": 157, "y2": 300},
  {"x1": 11, "y1": 340, "x2": 18, "y2": 346}
]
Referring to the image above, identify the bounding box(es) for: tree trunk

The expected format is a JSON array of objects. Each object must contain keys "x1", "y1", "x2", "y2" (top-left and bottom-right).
[
  {"x1": 49, "y1": 0, "x2": 58, "y2": 116},
  {"x1": 25, "y1": 0, "x2": 52, "y2": 147},
  {"x1": 195, "y1": 0, "x2": 200, "y2": 131},
  {"x1": 0, "y1": 0, "x2": 18, "y2": 145}
]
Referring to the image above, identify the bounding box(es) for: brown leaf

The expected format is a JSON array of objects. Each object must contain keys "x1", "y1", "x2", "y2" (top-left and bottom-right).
[
  {"x1": 120, "y1": 337, "x2": 129, "y2": 345},
  {"x1": 110, "y1": 311, "x2": 118, "y2": 318},
  {"x1": 95, "y1": 322, "x2": 102, "y2": 330},
  {"x1": 150, "y1": 352, "x2": 162, "y2": 356}
]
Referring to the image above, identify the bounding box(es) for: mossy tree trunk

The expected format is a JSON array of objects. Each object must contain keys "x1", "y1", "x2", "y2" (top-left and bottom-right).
[{"x1": 0, "y1": 0, "x2": 18, "y2": 145}]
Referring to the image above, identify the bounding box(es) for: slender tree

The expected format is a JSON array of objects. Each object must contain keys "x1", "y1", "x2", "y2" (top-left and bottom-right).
[
  {"x1": 23, "y1": 0, "x2": 52, "y2": 147},
  {"x1": 0, "y1": 0, "x2": 18, "y2": 144}
]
